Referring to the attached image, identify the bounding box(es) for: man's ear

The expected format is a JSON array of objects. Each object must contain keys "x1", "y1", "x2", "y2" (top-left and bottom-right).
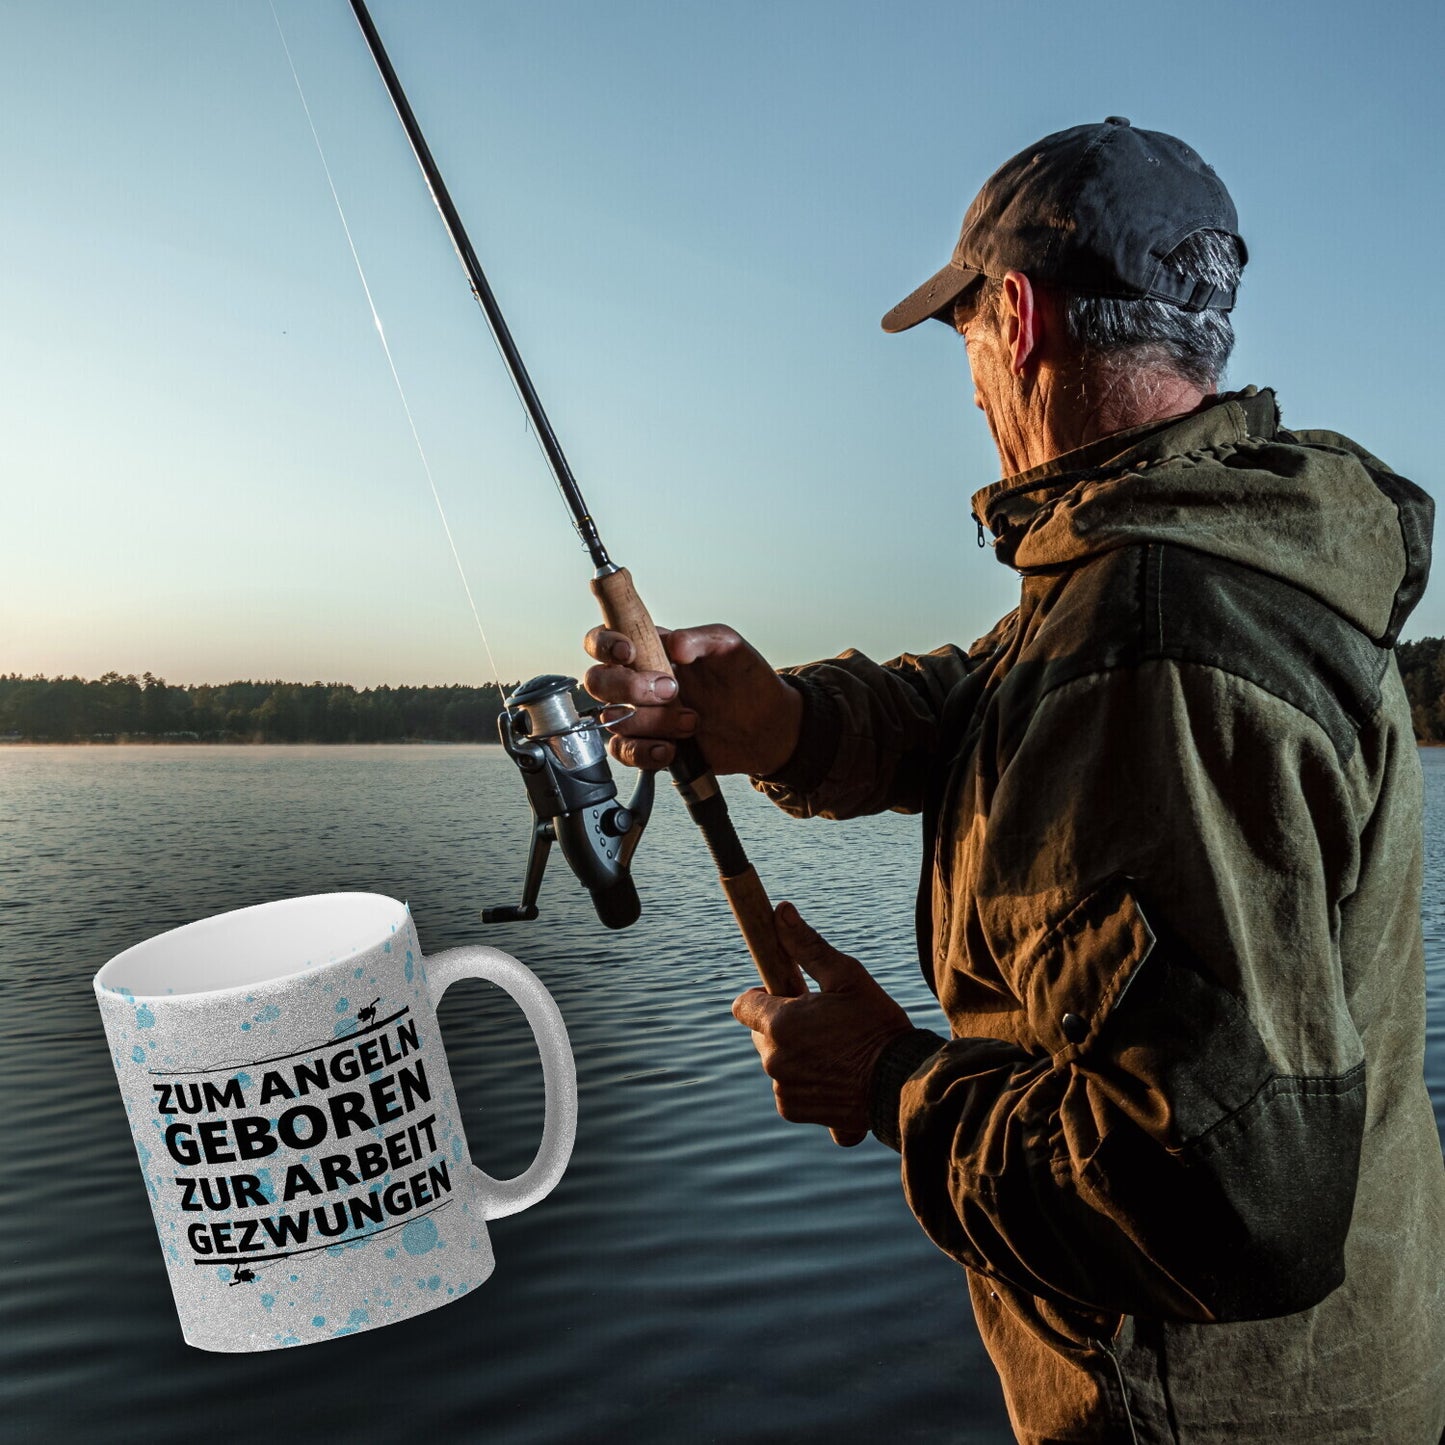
[{"x1": 1001, "y1": 270, "x2": 1039, "y2": 376}]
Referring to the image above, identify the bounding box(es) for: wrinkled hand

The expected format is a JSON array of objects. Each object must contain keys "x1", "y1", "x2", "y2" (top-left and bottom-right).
[
  {"x1": 732, "y1": 902, "x2": 913, "y2": 1142},
  {"x1": 582, "y1": 623, "x2": 801, "y2": 775}
]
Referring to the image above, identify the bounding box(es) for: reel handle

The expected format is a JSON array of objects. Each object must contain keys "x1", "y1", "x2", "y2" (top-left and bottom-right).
[{"x1": 591, "y1": 565, "x2": 864, "y2": 1148}]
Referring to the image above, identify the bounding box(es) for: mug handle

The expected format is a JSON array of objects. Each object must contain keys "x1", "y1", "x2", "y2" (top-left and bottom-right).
[{"x1": 425, "y1": 946, "x2": 577, "y2": 1221}]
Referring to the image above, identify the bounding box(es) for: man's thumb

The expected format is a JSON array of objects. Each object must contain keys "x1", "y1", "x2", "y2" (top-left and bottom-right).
[{"x1": 775, "y1": 901, "x2": 858, "y2": 991}]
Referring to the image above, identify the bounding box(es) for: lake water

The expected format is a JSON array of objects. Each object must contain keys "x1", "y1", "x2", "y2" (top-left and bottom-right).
[{"x1": 2, "y1": 744, "x2": 1441, "y2": 1445}]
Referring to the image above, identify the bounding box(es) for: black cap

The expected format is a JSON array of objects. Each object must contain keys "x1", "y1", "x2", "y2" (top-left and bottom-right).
[{"x1": 881, "y1": 117, "x2": 1246, "y2": 333}]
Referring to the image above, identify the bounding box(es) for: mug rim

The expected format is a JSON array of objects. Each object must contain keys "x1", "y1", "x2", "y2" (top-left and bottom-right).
[{"x1": 93, "y1": 891, "x2": 410, "y2": 1003}]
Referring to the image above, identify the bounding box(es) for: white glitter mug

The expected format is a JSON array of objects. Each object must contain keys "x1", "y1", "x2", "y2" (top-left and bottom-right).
[{"x1": 93, "y1": 892, "x2": 576, "y2": 1352}]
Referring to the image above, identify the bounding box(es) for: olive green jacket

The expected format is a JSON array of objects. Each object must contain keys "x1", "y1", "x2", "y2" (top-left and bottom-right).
[{"x1": 757, "y1": 389, "x2": 1444, "y2": 1443}]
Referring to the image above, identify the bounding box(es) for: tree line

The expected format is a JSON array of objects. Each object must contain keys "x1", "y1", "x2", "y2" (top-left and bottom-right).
[
  {"x1": 3, "y1": 643, "x2": 1444, "y2": 743},
  {"x1": 0, "y1": 673, "x2": 515, "y2": 743},
  {"x1": 1398, "y1": 637, "x2": 1445, "y2": 744}
]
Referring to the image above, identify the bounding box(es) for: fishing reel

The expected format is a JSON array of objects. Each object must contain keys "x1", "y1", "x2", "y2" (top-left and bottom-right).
[{"x1": 482, "y1": 675, "x2": 654, "y2": 930}]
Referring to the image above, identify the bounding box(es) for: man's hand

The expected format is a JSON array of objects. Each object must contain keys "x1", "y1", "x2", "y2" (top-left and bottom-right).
[
  {"x1": 732, "y1": 902, "x2": 914, "y2": 1140},
  {"x1": 582, "y1": 623, "x2": 802, "y2": 776}
]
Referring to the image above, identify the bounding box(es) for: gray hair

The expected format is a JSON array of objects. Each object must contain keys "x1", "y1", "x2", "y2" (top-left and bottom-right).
[{"x1": 973, "y1": 229, "x2": 1244, "y2": 390}]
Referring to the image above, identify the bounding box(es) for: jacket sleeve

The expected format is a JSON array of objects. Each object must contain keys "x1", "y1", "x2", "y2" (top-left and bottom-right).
[
  {"x1": 753, "y1": 613, "x2": 1016, "y2": 820},
  {"x1": 878, "y1": 656, "x2": 1370, "y2": 1324}
]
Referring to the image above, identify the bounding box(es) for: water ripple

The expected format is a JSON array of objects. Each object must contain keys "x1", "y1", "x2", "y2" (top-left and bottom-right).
[{"x1": 4, "y1": 743, "x2": 1440, "y2": 1443}]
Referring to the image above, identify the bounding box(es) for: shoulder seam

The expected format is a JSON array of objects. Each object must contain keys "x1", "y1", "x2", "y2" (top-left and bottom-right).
[
  {"x1": 1030, "y1": 653, "x2": 1372, "y2": 757},
  {"x1": 1089, "y1": 542, "x2": 1387, "y2": 740}
]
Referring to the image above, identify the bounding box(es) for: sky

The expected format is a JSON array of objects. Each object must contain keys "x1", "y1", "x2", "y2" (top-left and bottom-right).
[{"x1": 3, "y1": 0, "x2": 1442, "y2": 689}]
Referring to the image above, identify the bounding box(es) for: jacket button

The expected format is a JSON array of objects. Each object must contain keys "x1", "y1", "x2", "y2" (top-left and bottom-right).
[{"x1": 1061, "y1": 1013, "x2": 1089, "y2": 1044}]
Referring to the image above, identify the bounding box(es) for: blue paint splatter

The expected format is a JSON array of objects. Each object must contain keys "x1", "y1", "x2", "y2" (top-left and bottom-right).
[
  {"x1": 241, "y1": 1021, "x2": 251, "y2": 1032},
  {"x1": 312, "y1": 1315, "x2": 326, "y2": 1328},
  {"x1": 382, "y1": 941, "x2": 392, "y2": 954},
  {"x1": 261, "y1": 1293, "x2": 275, "y2": 1310},
  {"x1": 217, "y1": 1267, "x2": 230, "y2": 1281},
  {"x1": 254, "y1": 1004, "x2": 280, "y2": 1023},
  {"x1": 427, "y1": 1275, "x2": 441, "y2": 1291},
  {"x1": 289, "y1": 1275, "x2": 299, "y2": 1283},
  {"x1": 354, "y1": 967, "x2": 364, "y2": 978},
  {"x1": 254, "y1": 1168, "x2": 276, "y2": 1204},
  {"x1": 135, "y1": 1005, "x2": 155, "y2": 1028},
  {"x1": 384, "y1": 1247, "x2": 396, "y2": 1259},
  {"x1": 233, "y1": 1071, "x2": 251, "y2": 1090},
  {"x1": 335, "y1": 997, "x2": 349, "y2": 1014},
  {"x1": 346, "y1": 1308, "x2": 369, "y2": 1327},
  {"x1": 131, "y1": 1046, "x2": 146, "y2": 1064},
  {"x1": 333, "y1": 1018, "x2": 358, "y2": 1038},
  {"x1": 401, "y1": 1218, "x2": 438, "y2": 1256},
  {"x1": 404, "y1": 950, "x2": 414, "y2": 982}
]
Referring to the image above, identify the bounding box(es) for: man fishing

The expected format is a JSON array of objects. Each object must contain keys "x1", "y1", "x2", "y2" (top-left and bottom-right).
[{"x1": 585, "y1": 118, "x2": 1444, "y2": 1442}]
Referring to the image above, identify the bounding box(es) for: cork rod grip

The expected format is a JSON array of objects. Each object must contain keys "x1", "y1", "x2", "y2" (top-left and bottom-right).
[
  {"x1": 590, "y1": 566, "x2": 803, "y2": 998},
  {"x1": 590, "y1": 562, "x2": 859, "y2": 1145},
  {"x1": 590, "y1": 567, "x2": 674, "y2": 678},
  {"x1": 720, "y1": 867, "x2": 806, "y2": 997}
]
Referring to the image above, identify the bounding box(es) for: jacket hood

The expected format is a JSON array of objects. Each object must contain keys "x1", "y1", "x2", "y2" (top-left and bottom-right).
[{"x1": 971, "y1": 388, "x2": 1434, "y2": 646}]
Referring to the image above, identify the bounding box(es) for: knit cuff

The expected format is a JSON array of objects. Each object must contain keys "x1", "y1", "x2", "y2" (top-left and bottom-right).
[
  {"x1": 868, "y1": 1028, "x2": 948, "y2": 1152},
  {"x1": 753, "y1": 672, "x2": 843, "y2": 795}
]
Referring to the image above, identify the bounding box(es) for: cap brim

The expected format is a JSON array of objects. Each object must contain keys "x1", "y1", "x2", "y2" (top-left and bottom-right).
[{"x1": 881, "y1": 261, "x2": 983, "y2": 333}]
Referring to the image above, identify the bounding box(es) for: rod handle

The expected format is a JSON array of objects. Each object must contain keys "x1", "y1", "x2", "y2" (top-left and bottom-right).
[
  {"x1": 720, "y1": 867, "x2": 806, "y2": 998},
  {"x1": 590, "y1": 564, "x2": 862, "y2": 1147},
  {"x1": 727, "y1": 872, "x2": 859, "y2": 1147},
  {"x1": 727, "y1": 875, "x2": 861, "y2": 1145},
  {"x1": 590, "y1": 567, "x2": 674, "y2": 678}
]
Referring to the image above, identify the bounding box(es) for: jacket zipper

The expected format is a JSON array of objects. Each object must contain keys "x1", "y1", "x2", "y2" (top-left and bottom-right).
[{"x1": 1093, "y1": 1335, "x2": 1142, "y2": 1445}]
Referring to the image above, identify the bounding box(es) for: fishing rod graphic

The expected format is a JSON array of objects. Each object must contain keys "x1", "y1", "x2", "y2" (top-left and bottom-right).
[{"x1": 347, "y1": 0, "x2": 807, "y2": 1002}]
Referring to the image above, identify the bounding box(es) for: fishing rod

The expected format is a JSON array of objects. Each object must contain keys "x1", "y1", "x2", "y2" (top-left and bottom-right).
[{"x1": 347, "y1": 0, "x2": 805, "y2": 1002}]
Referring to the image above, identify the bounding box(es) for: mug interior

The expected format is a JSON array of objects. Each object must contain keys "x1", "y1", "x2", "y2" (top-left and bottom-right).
[{"x1": 95, "y1": 892, "x2": 407, "y2": 999}]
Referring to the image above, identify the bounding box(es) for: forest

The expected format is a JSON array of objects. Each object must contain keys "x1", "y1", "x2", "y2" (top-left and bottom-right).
[
  {"x1": 1398, "y1": 636, "x2": 1445, "y2": 743},
  {"x1": 0, "y1": 673, "x2": 513, "y2": 743},
  {"x1": 3, "y1": 640, "x2": 1444, "y2": 743}
]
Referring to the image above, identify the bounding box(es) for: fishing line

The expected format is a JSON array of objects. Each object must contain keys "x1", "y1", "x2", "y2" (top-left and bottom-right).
[{"x1": 269, "y1": 0, "x2": 501, "y2": 685}]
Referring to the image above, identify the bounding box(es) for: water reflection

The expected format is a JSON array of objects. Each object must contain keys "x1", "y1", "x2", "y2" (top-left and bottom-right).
[{"x1": 0, "y1": 745, "x2": 1006, "y2": 1443}]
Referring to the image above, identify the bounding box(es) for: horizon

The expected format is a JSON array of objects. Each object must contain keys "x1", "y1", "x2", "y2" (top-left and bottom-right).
[{"x1": 5, "y1": 0, "x2": 1443, "y2": 688}]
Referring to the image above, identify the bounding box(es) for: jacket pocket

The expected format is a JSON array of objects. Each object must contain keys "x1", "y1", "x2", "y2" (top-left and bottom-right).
[{"x1": 1016, "y1": 873, "x2": 1157, "y2": 1061}]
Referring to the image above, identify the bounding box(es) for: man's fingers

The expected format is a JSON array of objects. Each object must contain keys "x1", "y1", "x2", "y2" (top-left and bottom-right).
[
  {"x1": 594, "y1": 700, "x2": 697, "y2": 740},
  {"x1": 608, "y1": 735, "x2": 676, "y2": 770},
  {"x1": 582, "y1": 662, "x2": 680, "y2": 708},
  {"x1": 583, "y1": 625, "x2": 677, "y2": 665},
  {"x1": 582, "y1": 626, "x2": 633, "y2": 664},
  {"x1": 775, "y1": 901, "x2": 865, "y2": 991},
  {"x1": 663, "y1": 623, "x2": 744, "y2": 666},
  {"x1": 732, "y1": 986, "x2": 788, "y2": 1034}
]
